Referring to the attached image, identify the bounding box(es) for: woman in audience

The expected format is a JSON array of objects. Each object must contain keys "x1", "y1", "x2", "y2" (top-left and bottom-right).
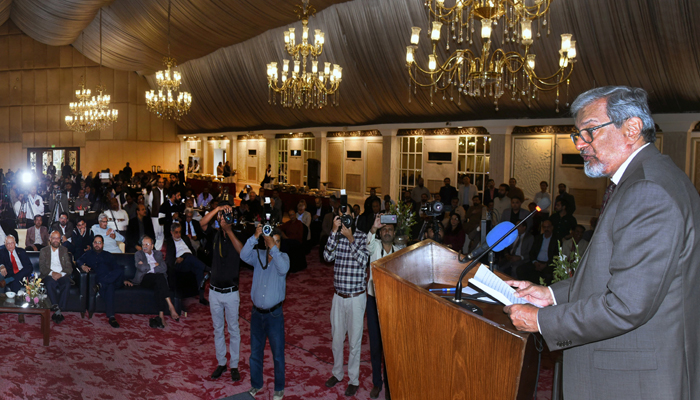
[
  {"x1": 132, "y1": 236, "x2": 179, "y2": 328},
  {"x1": 442, "y1": 212, "x2": 467, "y2": 253}
]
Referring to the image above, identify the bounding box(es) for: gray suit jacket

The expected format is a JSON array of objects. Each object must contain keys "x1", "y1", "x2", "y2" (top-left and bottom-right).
[
  {"x1": 132, "y1": 250, "x2": 167, "y2": 285},
  {"x1": 538, "y1": 145, "x2": 700, "y2": 400}
]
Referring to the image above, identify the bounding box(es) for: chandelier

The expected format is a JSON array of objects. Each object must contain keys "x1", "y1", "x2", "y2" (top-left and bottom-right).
[
  {"x1": 406, "y1": 0, "x2": 577, "y2": 112},
  {"x1": 146, "y1": 0, "x2": 192, "y2": 120},
  {"x1": 92, "y1": 8, "x2": 118, "y2": 131},
  {"x1": 266, "y1": 0, "x2": 342, "y2": 109}
]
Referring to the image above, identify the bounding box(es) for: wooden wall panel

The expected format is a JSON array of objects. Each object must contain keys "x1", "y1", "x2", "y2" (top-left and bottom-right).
[
  {"x1": 8, "y1": 34, "x2": 21, "y2": 70},
  {"x1": 9, "y1": 143, "x2": 24, "y2": 170},
  {"x1": 9, "y1": 106, "x2": 22, "y2": 138},
  {"x1": 46, "y1": 44, "x2": 60, "y2": 68},
  {"x1": 59, "y1": 45, "x2": 72, "y2": 68},
  {"x1": 151, "y1": 143, "x2": 164, "y2": 169},
  {"x1": 59, "y1": 68, "x2": 73, "y2": 104},
  {"x1": 72, "y1": 46, "x2": 85, "y2": 67},
  {"x1": 9, "y1": 71, "x2": 21, "y2": 105},
  {"x1": 59, "y1": 131, "x2": 72, "y2": 147},
  {"x1": 112, "y1": 103, "x2": 128, "y2": 140},
  {"x1": 47, "y1": 105, "x2": 61, "y2": 131},
  {"x1": 85, "y1": 141, "x2": 100, "y2": 173},
  {"x1": 22, "y1": 132, "x2": 34, "y2": 147},
  {"x1": 34, "y1": 131, "x2": 47, "y2": 147},
  {"x1": 34, "y1": 105, "x2": 47, "y2": 131},
  {"x1": 327, "y1": 141, "x2": 343, "y2": 189},
  {"x1": 99, "y1": 122, "x2": 114, "y2": 140},
  {"x1": 367, "y1": 141, "x2": 383, "y2": 190},
  {"x1": 150, "y1": 113, "x2": 163, "y2": 141},
  {"x1": 127, "y1": 72, "x2": 138, "y2": 105},
  {"x1": 34, "y1": 69, "x2": 47, "y2": 104},
  {"x1": 163, "y1": 119, "x2": 177, "y2": 141},
  {"x1": 113, "y1": 69, "x2": 128, "y2": 103},
  {"x1": 137, "y1": 105, "x2": 150, "y2": 141},
  {"x1": 136, "y1": 75, "x2": 149, "y2": 106},
  {"x1": 33, "y1": 41, "x2": 47, "y2": 69},
  {"x1": 21, "y1": 70, "x2": 34, "y2": 104},
  {"x1": 85, "y1": 66, "x2": 99, "y2": 90},
  {"x1": 0, "y1": 71, "x2": 8, "y2": 106},
  {"x1": 0, "y1": 36, "x2": 8, "y2": 71},
  {"x1": 164, "y1": 142, "x2": 180, "y2": 170},
  {"x1": 0, "y1": 107, "x2": 8, "y2": 142},
  {"x1": 21, "y1": 34, "x2": 34, "y2": 69},
  {"x1": 72, "y1": 131, "x2": 85, "y2": 148},
  {"x1": 22, "y1": 106, "x2": 34, "y2": 132},
  {"x1": 46, "y1": 69, "x2": 60, "y2": 103},
  {"x1": 127, "y1": 104, "x2": 137, "y2": 141}
]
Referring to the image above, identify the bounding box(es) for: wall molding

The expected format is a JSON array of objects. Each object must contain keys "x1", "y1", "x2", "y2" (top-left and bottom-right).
[
  {"x1": 327, "y1": 130, "x2": 381, "y2": 137},
  {"x1": 397, "y1": 127, "x2": 489, "y2": 136},
  {"x1": 275, "y1": 132, "x2": 314, "y2": 139}
]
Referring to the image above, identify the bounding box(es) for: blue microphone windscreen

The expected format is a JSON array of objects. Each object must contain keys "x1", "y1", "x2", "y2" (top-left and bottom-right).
[{"x1": 486, "y1": 222, "x2": 518, "y2": 252}]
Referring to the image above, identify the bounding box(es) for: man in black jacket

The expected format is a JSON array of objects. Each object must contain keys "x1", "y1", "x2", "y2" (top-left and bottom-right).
[
  {"x1": 126, "y1": 204, "x2": 155, "y2": 253},
  {"x1": 159, "y1": 191, "x2": 183, "y2": 240},
  {"x1": 516, "y1": 219, "x2": 558, "y2": 284},
  {"x1": 165, "y1": 222, "x2": 208, "y2": 305},
  {"x1": 64, "y1": 218, "x2": 93, "y2": 260}
]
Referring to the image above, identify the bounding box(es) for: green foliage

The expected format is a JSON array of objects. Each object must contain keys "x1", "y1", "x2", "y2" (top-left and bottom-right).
[
  {"x1": 388, "y1": 201, "x2": 417, "y2": 238},
  {"x1": 540, "y1": 240, "x2": 581, "y2": 286}
]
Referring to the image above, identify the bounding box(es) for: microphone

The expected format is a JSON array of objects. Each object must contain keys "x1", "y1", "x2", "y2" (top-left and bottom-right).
[
  {"x1": 446, "y1": 197, "x2": 551, "y2": 309},
  {"x1": 464, "y1": 222, "x2": 519, "y2": 261}
]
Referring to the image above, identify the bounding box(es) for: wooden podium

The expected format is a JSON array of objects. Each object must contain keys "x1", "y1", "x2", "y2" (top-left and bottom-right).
[{"x1": 372, "y1": 240, "x2": 539, "y2": 400}]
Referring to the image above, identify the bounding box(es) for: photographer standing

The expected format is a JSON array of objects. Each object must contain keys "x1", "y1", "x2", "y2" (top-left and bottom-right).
[
  {"x1": 199, "y1": 204, "x2": 244, "y2": 382},
  {"x1": 241, "y1": 225, "x2": 289, "y2": 400},
  {"x1": 323, "y1": 207, "x2": 369, "y2": 397}
]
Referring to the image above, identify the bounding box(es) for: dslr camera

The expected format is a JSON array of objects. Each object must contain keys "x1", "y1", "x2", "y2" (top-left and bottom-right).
[
  {"x1": 218, "y1": 201, "x2": 237, "y2": 225},
  {"x1": 421, "y1": 201, "x2": 444, "y2": 217},
  {"x1": 338, "y1": 189, "x2": 353, "y2": 228},
  {"x1": 262, "y1": 197, "x2": 273, "y2": 236}
]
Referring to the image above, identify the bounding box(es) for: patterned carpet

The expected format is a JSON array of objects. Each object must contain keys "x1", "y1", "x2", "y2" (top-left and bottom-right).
[{"x1": 0, "y1": 247, "x2": 553, "y2": 400}]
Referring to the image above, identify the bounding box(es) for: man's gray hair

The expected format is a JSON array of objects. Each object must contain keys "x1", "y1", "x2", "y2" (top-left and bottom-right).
[
  {"x1": 171, "y1": 222, "x2": 181, "y2": 232},
  {"x1": 98, "y1": 213, "x2": 109, "y2": 221},
  {"x1": 184, "y1": 208, "x2": 193, "y2": 216},
  {"x1": 570, "y1": 86, "x2": 656, "y2": 143}
]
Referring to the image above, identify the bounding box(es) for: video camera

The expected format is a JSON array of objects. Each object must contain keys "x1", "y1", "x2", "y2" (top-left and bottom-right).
[{"x1": 421, "y1": 201, "x2": 444, "y2": 217}]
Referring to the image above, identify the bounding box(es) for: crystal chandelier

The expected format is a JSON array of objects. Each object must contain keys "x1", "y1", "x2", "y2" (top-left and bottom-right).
[
  {"x1": 146, "y1": 0, "x2": 192, "y2": 120},
  {"x1": 406, "y1": 0, "x2": 577, "y2": 112},
  {"x1": 92, "y1": 8, "x2": 118, "y2": 131},
  {"x1": 266, "y1": 0, "x2": 342, "y2": 109},
  {"x1": 65, "y1": 78, "x2": 97, "y2": 133}
]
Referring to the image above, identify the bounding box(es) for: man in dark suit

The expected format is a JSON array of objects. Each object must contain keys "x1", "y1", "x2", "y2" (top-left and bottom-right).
[
  {"x1": 39, "y1": 231, "x2": 73, "y2": 324},
  {"x1": 516, "y1": 219, "x2": 557, "y2": 284},
  {"x1": 0, "y1": 235, "x2": 34, "y2": 293},
  {"x1": 50, "y1": 212, "x2": 75, "y2": 243},
  {"x1": 309, "y1": 197, "x2": 329, "y2": 246},
  {"x1": 0, "y1": 220, "x2": 19, "y2": 248},
  {"x1": 555, "y1": 183, "x2": 577, "y2": 215},
  {"x1": 64, "y1": 218, "x2": 93, "y2": 260},
  {"x1": 126, "y1": 204, "x2": 156, "y2": 253},
  {"x1": 165, "y1": 222, "x2": 208, "y2": 305},
  {"x1": 505, "y1": 86, "x2": 700, "y2": 400},
  {"x1": 181, "y1": 208, "x2": 204, "y2": 253},
  {"x1": 159, "y1": 191, "x2": 183, "y2": 240},
  {"x1": 357, "y1": 199, "x2": 381, "y2": 234}
]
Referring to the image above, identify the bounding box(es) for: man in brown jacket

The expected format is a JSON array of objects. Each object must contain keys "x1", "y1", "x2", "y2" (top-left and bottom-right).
[
  {"x1": 26, "y1": 215, "x2": 49, "y2": 251},
  {"x1": 39, "y1": 231, "x2": 73, "y2": 323}
]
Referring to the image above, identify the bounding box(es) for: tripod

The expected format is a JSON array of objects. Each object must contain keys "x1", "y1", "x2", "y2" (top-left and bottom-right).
[
  {"x1": 50, "y1": 191, "x2": 66, "y2": 223},
  {"x1": 418, "y1": 215, "x2": 443, "y2": 244}
]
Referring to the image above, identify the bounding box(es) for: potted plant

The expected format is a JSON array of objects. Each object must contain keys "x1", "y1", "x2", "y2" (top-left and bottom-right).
[{"x1": 388, "y1": 201, "x2": 417, "y2": 246}]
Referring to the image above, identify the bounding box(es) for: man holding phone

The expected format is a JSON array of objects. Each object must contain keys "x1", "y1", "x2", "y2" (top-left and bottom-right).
[{"x1": 323, "y1": 196, "x2": 370, "y2": 397}]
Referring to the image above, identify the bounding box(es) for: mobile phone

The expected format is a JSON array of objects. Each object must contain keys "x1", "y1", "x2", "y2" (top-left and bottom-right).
[{"x1": 380, "y1": 215, "x2": 397, "y2": 224}]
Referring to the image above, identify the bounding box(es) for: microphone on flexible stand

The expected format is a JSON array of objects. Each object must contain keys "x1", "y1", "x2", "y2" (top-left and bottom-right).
[{"x1": 445, "y1": 197, "x2": 551, "y2": 312}]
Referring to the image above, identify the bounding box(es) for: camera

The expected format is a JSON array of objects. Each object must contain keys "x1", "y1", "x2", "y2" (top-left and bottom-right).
[
  {"x1": 340, "y1": 214, "x2": 353, "y2": 229},
  {"x1": 218, "y1": 201, "x2": 237, "y2": 225},
  {"x1": 380, "y1": 214, "x2": 397, "y2": 224},
  {"x1": 421, "y1": 201, "x2": 444, "y2": 217},
  {"x1": 339, "y1": 189, "x2": 348, "y2": 214}
]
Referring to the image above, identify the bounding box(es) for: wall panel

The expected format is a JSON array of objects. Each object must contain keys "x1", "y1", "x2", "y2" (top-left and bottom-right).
[
  {"x1": 0, "y1": 71, "x2": 8, "y2": 106},
  {"x1": 34, "y1": 69, "x2": 47, "y2": 104}
]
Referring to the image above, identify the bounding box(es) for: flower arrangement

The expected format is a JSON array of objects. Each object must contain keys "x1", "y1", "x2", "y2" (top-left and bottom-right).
[
  {"x1": 388, "y1": 200, "x2": 417, "y2": 239},
  {"x1": 21, "y1": 273, "x2": 44, "y2": 305},
  {"x1": 541, "y1": 241, "x2": 581, "y2": 286}
]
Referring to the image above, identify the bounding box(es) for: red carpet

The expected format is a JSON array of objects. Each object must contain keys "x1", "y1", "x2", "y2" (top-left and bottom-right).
[{"x1": 0, "y1": 247, "x2": 552, "y2": 400}]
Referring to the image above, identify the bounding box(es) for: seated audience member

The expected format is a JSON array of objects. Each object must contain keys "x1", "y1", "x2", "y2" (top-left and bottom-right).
[
  {"x1": 501, "y1": 197, "x2": 531, "y2": 231},
  {"x1": 381, "y1": 194, "x2": 395, "y2": 212},
  {"x1": 582, "y1": 217, "x2": 598, "y2": 243},
  {"x1": 499, "y1": 222, "x2": 534, "y2": 277},
  {"x1": 442, "y1": 212, "x2": 468, "y2": 253},
  {"x1": 352, "y1": 204, "x2": 362, "y2": 227},
  {"x1": 105, "y1": 198, "x2": 129, "y2": 233},
  {"x1": 133, "y1": 236, "x2": 179, "y2": 328},
  {"x1": 280, "y1": 209, "x2": 304, "y2": 243},
  {"x1": 50, "y1": 212, "x2": 74, "y2": 244},
  {"x1": 165, "y1": 222, "x2": 208, "y2": 305},
  {"x1": 0, "y1": 235, "x2": 33, "y2": 293},
  {"x1": 507, "y1": 178, "x2": 525, "y2": 203},
  {"x1": 39, "y1": 231, "x2": 73, "y2": 324},
  {"x1": 91, "y1": 213, "x2": 125, "y2": 254},
  {"x1": 516, "y1": 219, "x2": 558, "y2": 284},
  {"x1": 247, "y1": 191, "x2": 263, "y2": 220},
  {"x1": 65, "y1": 218, "x2": 93, "y2": 260},
  {"x1": 73, "y1": 189, "x2": 91, "y2": 210},
  {"x1": 442, "y1": 198, "x2": 465, "y2": 228},
  {"x1": 296, "y1": 200, "x2": 312, "y2": 240},
  {"x1": 122, "y1": 195, "x2": 138, "y2": 220},
  {"x1": 555, "y1": 183, "x2": 577, "y2": 215},
  {"x1": 363, "y1": 188, "x2": 381, "y2": 212},
  {"x1": 533, "y1": 181, "x2": 551, "y2": 215},
  {"x1": 401, "y1": 190, "x2": 416, "y2": 213},
  {"x1": 482, "y1": 179, "x2": 496, "y2": 210},
  {"x1": 126, "y1": 204, "x2": 156, "y2": 253},
  {"x1": 26, "y1": 215, "x2": 49, "y2": 251},
  {"x1": 492, "y1": 184, "x2": 511, "y2": 220},
  {"x1": 182, "y1": 208, "x2": 204, "y2": 253},
  {"x1": 197, "y1": 187, "x2": 214, "y2": 208},
  {"x1": 561, "y1": 224, "x2": 589, "y2": 260},
  {"x1": 548, "y1": 198, "x2": 577, "y2": 241},
  {"x1": 310, "y1": 197, "x2": 328, "y2": 246},
  {"x1": 421, "y1": 221, "x2": 444, "y2": 242},
  {"x1": 464, "y1": 196, "x2": 483, "y2": 234},
  {"x1": 78, "y1": 235, "x2": 130, "y2": 328}
]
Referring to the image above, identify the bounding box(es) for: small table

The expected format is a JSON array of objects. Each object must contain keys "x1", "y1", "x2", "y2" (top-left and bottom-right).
[{"x1": 0, "y1": 294, "x2": 51, "y2": 346}]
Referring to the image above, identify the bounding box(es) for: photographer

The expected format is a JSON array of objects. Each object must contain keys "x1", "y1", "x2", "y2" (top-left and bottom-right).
[
  {"x1": 199, "y1": 203, "x2": 244, "y2": 382},
  {"x1": 322, "y1": 205, "x2": 369, "y2": 397},
  {"x1": 240, "y1": 225, "x2": 289, "y2": 399}
]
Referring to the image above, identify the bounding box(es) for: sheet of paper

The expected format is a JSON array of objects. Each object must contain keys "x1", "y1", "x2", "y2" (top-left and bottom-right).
[
  {"x1": 461, "y1": 286, "x2": 498, "y2": 304},
  {"x1": 468, "y1": 265, "x2": 538, "y2": 306}
]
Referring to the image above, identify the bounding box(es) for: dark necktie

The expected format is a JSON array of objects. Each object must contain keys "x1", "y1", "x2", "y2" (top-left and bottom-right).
[
  {"x1": 600, "y1": 182, "x2": 617, "y2": 216},
  {"x1": 11, "y1": 252, "x2": 19, "y2": 274},
  {"x1": 188, "y1": 222, "x2": 193, "y2": 236}
]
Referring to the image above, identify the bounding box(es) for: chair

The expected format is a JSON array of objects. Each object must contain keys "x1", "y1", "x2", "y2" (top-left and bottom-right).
[{"x1": 27, "y1": 251, "x2": 87, "y2": 318}]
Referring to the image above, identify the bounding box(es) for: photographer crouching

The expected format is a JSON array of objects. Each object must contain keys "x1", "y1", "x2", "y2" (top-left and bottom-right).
[
  {"x1": 199, "y1": 203, "x2": 244, "y2": 382},
  {"x1": 240, "y1": 224, "x2": 290, "y2": 399},
  {"x1": 322, "y1": 195, "x2": 369, "y2": 397}
]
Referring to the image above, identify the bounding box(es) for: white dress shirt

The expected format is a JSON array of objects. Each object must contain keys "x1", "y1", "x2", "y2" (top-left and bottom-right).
[
  {"x1": 50, "y1": 247, "x2": 66, "y2": 276},
  {"x1": 144, "y1": 251, "x2": 157, "y2": 273},
  {"x1": 173, "y1": 238, "x2": 192, "y2": 257},
  {"x1": 34, "y1": 228, "x2": 43, "y2": 244}
]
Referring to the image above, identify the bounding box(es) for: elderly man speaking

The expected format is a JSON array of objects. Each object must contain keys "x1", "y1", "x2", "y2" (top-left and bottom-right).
[{"x1": 505, "y1": 86, "x2": 700, "y2": 400}]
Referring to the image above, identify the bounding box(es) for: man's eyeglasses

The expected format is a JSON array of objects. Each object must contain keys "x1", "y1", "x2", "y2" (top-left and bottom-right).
[{"x1": 570, "y1": 121, "x2": 614, "y2": 144}]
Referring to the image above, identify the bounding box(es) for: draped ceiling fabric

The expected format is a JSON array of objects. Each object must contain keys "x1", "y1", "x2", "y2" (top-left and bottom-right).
[{"x1": 2, "y1": 0, "x2": 700, "y2": 133}]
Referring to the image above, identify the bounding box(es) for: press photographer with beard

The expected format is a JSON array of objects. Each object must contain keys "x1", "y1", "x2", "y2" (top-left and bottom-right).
[{"x1": 323, "y1": 205, "x2": 369, "y2": 397}]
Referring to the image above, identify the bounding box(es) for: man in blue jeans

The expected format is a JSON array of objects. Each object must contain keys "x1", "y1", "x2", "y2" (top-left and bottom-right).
[{"x1": 241, "y1": 225, "x2": 290, "y2": 400}]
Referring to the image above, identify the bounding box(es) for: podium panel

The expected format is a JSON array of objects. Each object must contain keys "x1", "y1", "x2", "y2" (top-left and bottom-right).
[{"x1": 372, "y1": 240, "x2": 538, "y2": 400}]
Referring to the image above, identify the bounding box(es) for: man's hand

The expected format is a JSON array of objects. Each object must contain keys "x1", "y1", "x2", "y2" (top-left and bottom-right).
[
  {"x1": 263, "y1": 234, "x2": 276, "y2": 250},
  {"x1": 254, "y1": 225, "x2": 263, "y2": 239},
  {"x1": 504, "y1": 280, "x2": 554, "y2": 307},
  {"x1": 175, "y1": 257, "x2": 183, "y2": 264},
  {"x1": 370, "y1": 214, "x2": 384, "y2": 234},
  {"x1": 340, "y1": 224, "x2": 354, "y2": 243},
  {"x1": 61, "y1": 235, "x2": 67, "y2": 243},
  {"x1": 84, "y1": 245, "x2": 91, "y2": 252},
  {"x1": 332, "y1": 216, "x2": 341, "y2": 233},
  {"x1": 81, "y1": 264, "x2": 91, "y2": 273},
  {"x1": 124, "y1": 281, "x2": 133, "y2": 287},
  {"x1": 51, "y1": 272, "x2": 62, "y2": 281},
  {"x1": 0, "y1": 265, "x2": 6, "y2": 277},
  {"x1": 504, "y1": 304, "x2": 540, "y2": 332}
]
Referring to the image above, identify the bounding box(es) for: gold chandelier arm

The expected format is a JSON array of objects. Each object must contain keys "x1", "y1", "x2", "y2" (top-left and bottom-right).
[{"x1": 526, "y1": 64, "x2": 574, "y2": 91}]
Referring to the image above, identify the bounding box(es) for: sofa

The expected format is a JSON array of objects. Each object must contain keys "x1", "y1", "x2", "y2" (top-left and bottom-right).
[{"x1": 26, "y1": 251, "x2": 87, "y2": 318}]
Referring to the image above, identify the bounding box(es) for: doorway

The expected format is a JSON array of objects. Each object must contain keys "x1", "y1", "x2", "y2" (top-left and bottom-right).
[
  {"x1": 213, "y1": 149, "x2": 226, "y2": 175},
  {"x1": 28, "y1": 147, "x2": 80, "y2": 176}
]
